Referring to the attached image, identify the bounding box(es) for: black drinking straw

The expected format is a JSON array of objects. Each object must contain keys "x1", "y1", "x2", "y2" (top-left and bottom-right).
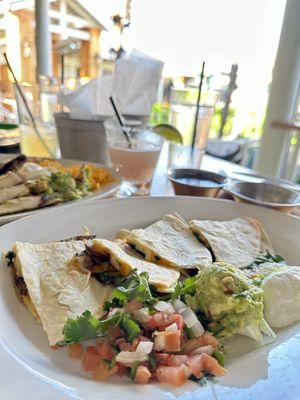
[
  {"x1": 191, "y1": 61, "x2": 206, "y2": 151},
  {"x1": 109, "y1": 96, "x2": 131, "y2": 146},
  {"x1": 4, "y1": 53, "x2": 55, "y2": 158}
]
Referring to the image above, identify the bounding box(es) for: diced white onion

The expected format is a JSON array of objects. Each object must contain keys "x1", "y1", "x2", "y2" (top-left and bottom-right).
[
  {"x1": 154, "y1": 301, "x2": 175, "y2": 314},
  {"x1": 165, "y1": 323, "x2": 179, "y2": 332},
  {"x1": 191, "y1": 319, "x2": 205, "y2": 337},
  {"x1": 181, "y1": 307, "x2": 199, "y2": 328},
  {"x1": 154, "y1": 332, "x2": 166, "y2": 351},
  {"x1": 116, "y1": 350, "x2": 148, "y2": 365},
  {"x1": 190, "y1": 345, "x2": 214, "y2": 356},
  {"x1": 172, "y1": 301, "x2": 204, "y2": 337},
  {"x1": 133, "y1": 308, "x2": 150, "y2": 323},
  {"x1": 172, "y1": 299, "x2": 187, "y2": 313},
  {"x1": 136, "y1": 341, "x2": 153, "y2": 354}
]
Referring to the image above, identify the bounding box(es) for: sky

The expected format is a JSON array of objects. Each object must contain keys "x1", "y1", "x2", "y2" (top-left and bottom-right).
[
  {"x1": 80, "y1": 0, "x2": 287, "y2": 137},
  {"x1": 81, "y1": 0, "x2": 286, "y2": 77}
]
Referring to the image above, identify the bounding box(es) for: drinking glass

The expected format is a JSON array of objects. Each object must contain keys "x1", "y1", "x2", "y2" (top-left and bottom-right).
[
  {"x1": 14, "y1": 80, "x2": 61, "y2": 158},
  {"x1": 105, "y1": 119, "x2": 163, "y2": 196}
]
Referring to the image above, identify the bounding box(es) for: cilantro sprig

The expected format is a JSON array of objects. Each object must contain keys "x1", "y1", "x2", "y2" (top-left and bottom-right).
[
  {"x1": 59, "y1": 272, "x2": 159, "y2": 346},
  {"x1": 246, "y1": 250, "x2": 285, "y2": 269},
  {"x1": 172, "y1": 275, "x2": 199, "y2": 300},
  {"x1": 104, "y1": 271, "x2": 158, "y2": 310},
  {"x1": 58, "y1": 310, "x2": 140, "y2": 346}
]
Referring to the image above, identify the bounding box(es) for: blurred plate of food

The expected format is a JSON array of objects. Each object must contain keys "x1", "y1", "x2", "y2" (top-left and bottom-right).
[{"x1": 0, "y1": 154, "x2": 122, "y2": 225}]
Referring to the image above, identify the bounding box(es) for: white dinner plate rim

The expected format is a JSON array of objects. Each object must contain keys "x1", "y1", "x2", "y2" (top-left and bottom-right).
[{"x1": 0, "y1": 196, "x2": 299, "y2": 400}]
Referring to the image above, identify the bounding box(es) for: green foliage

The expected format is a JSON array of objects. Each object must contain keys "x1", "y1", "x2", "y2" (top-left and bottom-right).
[
  {"x1": 111, "y1": 272, "x2": 157, "y2": 306},
  {"x1": 120, "y1": 312, "x2": 141, "y2": 342},
  {"x1": 59, "y1": 309, "x2": 140, "y2": 345}
]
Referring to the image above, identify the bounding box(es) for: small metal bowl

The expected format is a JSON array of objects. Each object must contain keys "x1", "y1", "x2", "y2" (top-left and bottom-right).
[
  {"x1": 225, "y1": 180, "x2": 300, "y2": 212},
  {"x1": 167, "y1": 168, "x2": 228, "y2": 197}
]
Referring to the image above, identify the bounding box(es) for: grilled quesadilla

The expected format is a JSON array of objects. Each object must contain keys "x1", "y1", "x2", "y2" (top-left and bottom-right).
[
  {"x1": 0, "y1": 184, "x2": 30, "y2": 204},
  {"x1": 189, "y1": 217, "x2": 272, "y2": 268},
  {"x1": 124, "y1": 213, "x2": 212, "y2": 269},
  {"x1": 89, "y1": 238, "x2": 180, "y2": 291},
  {"x1": 8, "y1": 241, "x2": 112, "y2": 345}
]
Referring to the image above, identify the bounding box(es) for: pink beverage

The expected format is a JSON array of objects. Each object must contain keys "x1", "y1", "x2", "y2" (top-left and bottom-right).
[{"x1": 109, "y1": 141, "x2": 161, "y2": 194}]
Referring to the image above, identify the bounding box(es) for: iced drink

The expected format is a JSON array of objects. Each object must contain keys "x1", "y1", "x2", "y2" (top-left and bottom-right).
[{"x1": 109, "y1": 140, "x2": 161, "y2": 195}]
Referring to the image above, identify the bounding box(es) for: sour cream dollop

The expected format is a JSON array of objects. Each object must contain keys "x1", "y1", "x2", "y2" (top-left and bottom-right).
[{"x1": 262, "y1": 266, "x2": 300, "y2": 328}]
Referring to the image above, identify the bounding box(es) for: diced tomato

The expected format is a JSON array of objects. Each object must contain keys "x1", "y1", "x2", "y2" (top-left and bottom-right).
[
  {"x1": 186, "y1": 355, "x2": 204, "y2": 378},
  {"x1": 148, "y1": 313, "x2": 184, "y2": 331},
  {"x1": 164, "y1": 331, "x2": 181, "y2": 352},
  {"x1": 86, "y1": 346, "x2": 98, "y2": 354},
  {"x1": 68, "y1": 343, "x2": 84, "y2": 360},
  {"x1": 107, "y1": 325, "x2": 124, "y2": 341},
  {"x1": 181, "y1": 332, "x2": 219, "y2": 354},
  {"x1": 82, "y1": 352, "x2": 102, "y2": 372},
  {"x1": 95, "y1": 342, "x2": 115, "y2": 361},
  {"x1": 117, "y1": 363, "x2": 127, "y2": 377},
  {"x1": 119, "y1": 342, "x2": 135, "y2": 351},
  {"x1": 166, "y1": 354, "x2": 189, "y2": 367},
  {"x1": 131, "y1": 337, "x2": 140, "y2": 350},
  {"x1": 156, "y1": 365, "x2": 191, "y2": 387},
  {"x1": 155, "y1": 353, "x2": 170, "y2": 364},
  {"x1": 201, "y1": 353, "x2": 227, "y2": 377},
  {"x1": 126, "y1": 300, "x2": 142, "y2": 314},
  {"x1": 173, "y1": 314, "x2": 185, "y2": 330},
  {"x1": 92, "y1": 362, "x2": 119, "y2": 380},
  {"x1": 115, "y1": 337, "x2": 126, "y2": 348},
  {"x1": 135, "y1": 366, "x2": 151, "y2": 384},
  {"x1": 200, "y1": 332, "x2": 219, "y2": 349}
]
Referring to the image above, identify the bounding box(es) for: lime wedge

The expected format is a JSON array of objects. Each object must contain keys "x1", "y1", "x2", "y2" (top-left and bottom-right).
[{"x1": 152, "y1": 124, "x2": 183, "y2": 144}]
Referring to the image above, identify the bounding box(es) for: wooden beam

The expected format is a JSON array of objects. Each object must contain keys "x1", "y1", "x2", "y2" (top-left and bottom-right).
[
  {"x1": 14, "y1": 9, "x2": 36, "y2": 83},
  {"x1": 87, "y1": 27, "x2": 100, "y2": 78},
  {"x1": 49, "y1": 9, "x2": 86, "y2": 28},
  {"x1": 50, "y1": 24, "x2": 90, "y2": 40}
]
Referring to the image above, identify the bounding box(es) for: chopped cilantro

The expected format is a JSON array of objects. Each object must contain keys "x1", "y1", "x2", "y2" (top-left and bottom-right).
[
  {"x1": 103, "y1": 297, "x2": 124, "y2": 312},
  {"x1": 212, "y1": 350, "x2": 225, "y2": 367},
  {"x1": 172, "y1": 275, "x2": 198, "y2": 300},
  {"x1": 59, "y1": 309, "x2": 140, "y2": 345},
  {"x1": 148, "y1": 354, "x2": 157, "y2": 371},
  {"x1": 59, "y1": 310, "x2": 102, "y2": 345},
  {"x1": 112, "y1": 272, "x2": 157, "y2": 306},
  {"x1": 246, "y1": 250, "x2": 285, "y2": 269},
  {"x1": 129, "y1": 361, "x2": 140, "y2": 381},
  {"x1": 103, "y1": 358, "x2": 117, "y2": 370},
  {"x1": 120, "y1": 312, "x2": 141, "y2": 342}
]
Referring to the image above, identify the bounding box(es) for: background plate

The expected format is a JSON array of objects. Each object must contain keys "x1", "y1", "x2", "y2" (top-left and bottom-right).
[
  {"x1": 0, "y1": 197, "x2": 299, "y2": 400},
  {"x1": 0, "y1": 156, "x2": 122, "y2": 225}
]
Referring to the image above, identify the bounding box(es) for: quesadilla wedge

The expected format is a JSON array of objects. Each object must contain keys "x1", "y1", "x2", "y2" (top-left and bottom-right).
[
  {"x1": 8, "y1": 241, "x2": 112, "y2": 345},
  {"x1": 189, "y1": 217, "x2": 272, "y2": 268},
  {"x1": 0, "y1": 184, "x2": 30, "y2": 204},
  {"x1": 89, "y1": 238, "x2": 180, "y2": 291},
  {"x1": 124, "y1": 213, "x2": 212, "y2": 269}
]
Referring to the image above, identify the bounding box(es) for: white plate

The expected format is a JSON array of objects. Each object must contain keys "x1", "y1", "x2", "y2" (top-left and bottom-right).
[
  {"x1": 0, "y1": 157, "x2": 122, "y2": 225},
  {"x1": 0, "y1": 197, "x2": 299, "y2": 400}
]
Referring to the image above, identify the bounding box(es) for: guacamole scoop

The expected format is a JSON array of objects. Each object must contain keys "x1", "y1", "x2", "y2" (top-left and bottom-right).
[
  {"x1": 49, "y1": 171, "x2": 91, "y2": 201},
  {"x1": 186, "y1": 262, "x2": 268, "y2": 341}
]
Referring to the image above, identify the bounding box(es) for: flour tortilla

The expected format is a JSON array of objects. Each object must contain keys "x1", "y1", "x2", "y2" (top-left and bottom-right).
[
  {"x1": 189, "y1": 217, "x2": 269, "y2": 268},
  {"x1": 13, "y1": 241, "x2": 112, "y2": 345},
  {"x1": 124, "y1": 213, "x2": 212, "y2": 269},
  {"x1": 91, "y1": 238, "x2": 180, "y2": 291}
]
